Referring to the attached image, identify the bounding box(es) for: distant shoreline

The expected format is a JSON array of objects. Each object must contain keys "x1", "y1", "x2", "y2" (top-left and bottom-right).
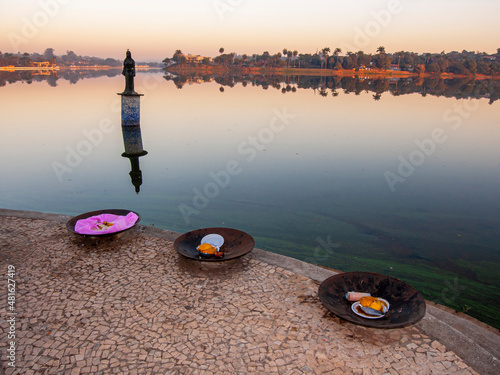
[
  {"x1": 2, "y1": 64, "x2": 497, "y2": 80},
  {"x1": 166, "y1": 65, "x2": 499, "y2": 80},
  {"x1": 0, "y1": 66, "x2": 162, "y2": 72}
]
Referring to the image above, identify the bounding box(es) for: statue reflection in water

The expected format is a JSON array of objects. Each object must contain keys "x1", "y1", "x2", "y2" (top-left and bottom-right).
[{"x1": 121, "y1": 125, "x2": 147, "y2": 194}]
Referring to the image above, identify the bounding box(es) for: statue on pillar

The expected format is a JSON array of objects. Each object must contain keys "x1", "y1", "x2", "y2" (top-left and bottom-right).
[{"x1": 122, "y1": 49, "x2": 136, "y2": 95}]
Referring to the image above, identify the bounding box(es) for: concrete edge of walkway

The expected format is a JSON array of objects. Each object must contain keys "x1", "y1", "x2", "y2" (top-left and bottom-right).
[{"x1": 1, "y1": 208, "x2": 499, "y2": 375}]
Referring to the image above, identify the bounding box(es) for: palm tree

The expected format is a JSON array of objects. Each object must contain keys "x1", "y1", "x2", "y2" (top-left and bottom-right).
[
  {"x1": 332, "y1": 48, "x2": 341, "y2": 68},
  {"x1": 375, "y1": 46, "x2": 389, "y2": 70},
  {"x1": 283, "y1": 49, "x2": 289, "y2": 68},
  {"x1": 261, "y1": 51, "x2": 270, "y2": 67},
  {"x1": 321, "y1": 47, "x2": 330, "y2": 69},
  {"x1": 218, "y1": 48, "x2": 225, "y2": 67},
  {"x1": 396, "y1": 52, "x2": 403, "y2": 70},
  {"x1": 172, "y1": 50, "x2": 183, "y2": 64},
  {"x1": 293, "y1": 50, "x2": 298, "y2": 67},
  {"x1": 273, "y1": 52, "x2": 282, "y2": 67}
]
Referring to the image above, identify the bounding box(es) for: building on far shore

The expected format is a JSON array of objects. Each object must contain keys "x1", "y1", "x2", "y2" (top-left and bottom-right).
[{"x1": 181, "y1": 54, "x2": 212, "y2": 64}]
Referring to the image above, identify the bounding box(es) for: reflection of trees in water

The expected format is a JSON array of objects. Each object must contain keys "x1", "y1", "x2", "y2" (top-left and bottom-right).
[
  {"x1": 172, "y1": 75, "x2": 187, "y2": 89},
  {"x1": 0, "y1": 69, "x2": 122, "y2": 87},
  {"x1": 163, "y1": 73, "x2": 500, "y2": 104},
  {"x1": 2, "y1": 70, "x2": 498, "y2": 104},
  {"x1": 214, "y1": 76, "x2": 236, "y2": 88},
  {"x1": 59, "y1": 69, "x2": 122, "y2": 84}
]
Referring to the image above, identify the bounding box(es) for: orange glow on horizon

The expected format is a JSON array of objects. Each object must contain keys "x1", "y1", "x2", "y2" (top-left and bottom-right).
[{"x1": 0, "y1": 0, "x2": 498, "y2": 61}]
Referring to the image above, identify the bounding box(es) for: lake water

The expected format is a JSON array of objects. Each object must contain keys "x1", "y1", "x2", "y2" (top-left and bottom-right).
[{"x1": 1, "y1": 70, "x2": 499, "y2": 328}]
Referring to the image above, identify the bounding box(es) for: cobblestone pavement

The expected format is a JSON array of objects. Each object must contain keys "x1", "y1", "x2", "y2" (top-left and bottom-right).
[{"x1": 0, "y1": 216, "x2": 481, "y2": 374}]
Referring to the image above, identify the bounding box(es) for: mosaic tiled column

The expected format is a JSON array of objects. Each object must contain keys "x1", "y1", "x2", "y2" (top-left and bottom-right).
[{"x1": 119, "y1": 93, "x2": 143, "y2": 126}]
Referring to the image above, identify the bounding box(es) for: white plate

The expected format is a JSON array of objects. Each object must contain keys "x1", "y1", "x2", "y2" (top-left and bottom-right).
[
  {"x1": 200, "y1": 234, "x2": 224, "y2": 249},
  {"x1": 351, "y1": 298, "x2": 390, "y2": 319}
]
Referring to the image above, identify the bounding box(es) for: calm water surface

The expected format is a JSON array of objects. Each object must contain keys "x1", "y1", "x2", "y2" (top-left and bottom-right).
[{"x1": 1, "y1": 72, "x2": 499, "y2": 327}]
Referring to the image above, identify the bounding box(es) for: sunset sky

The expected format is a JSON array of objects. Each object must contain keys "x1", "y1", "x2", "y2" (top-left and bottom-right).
[{"x1": 2, "y1": 0, "x2": 499, "y2": 61}]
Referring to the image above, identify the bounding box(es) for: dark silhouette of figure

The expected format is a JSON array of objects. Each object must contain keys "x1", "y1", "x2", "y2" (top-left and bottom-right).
[
  {"x1": 122, "y1": 50, "x2": 136, "y2": 94},
  {"x1": 128, "y1": 156, "x2": 143, "y2": 194},
  {"x1": 121, "y1": 125, "x2": 147, "y2": 194}
]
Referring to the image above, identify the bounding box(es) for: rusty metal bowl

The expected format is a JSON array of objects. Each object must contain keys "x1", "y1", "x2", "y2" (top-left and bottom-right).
[
  {"x1": 318, "y1": 271, "x2": 426, "y2": 328},
  {"x1": 174, "y1": 227, "x2": 254, "y2": 261},
  {"x1": 66, "y1": 209, "x2": 141, "y2": 237}
]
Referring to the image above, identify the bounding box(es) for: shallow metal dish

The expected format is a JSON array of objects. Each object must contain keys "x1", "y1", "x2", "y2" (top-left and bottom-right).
[
  {"x1": 66, "y1": 209, "x2": 141, "y2": 237},
  {"x1": 319, "y1": 271, "x2": 426, "y2": 328},
  {"x1": 174, "y1": 227, "x2": 254, "y2": 261}
]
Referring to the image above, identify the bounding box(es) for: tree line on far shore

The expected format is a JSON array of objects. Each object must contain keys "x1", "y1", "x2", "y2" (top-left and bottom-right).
[
  {"x1": 3, "y1": 46, "x2": 499, "y2": 77},
  {"x1": 165, "y1": 47, "x2": 500, "y2": 76},
  {"x1": 0, "y1": 49, "x2": 162, "y2": 68}
]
